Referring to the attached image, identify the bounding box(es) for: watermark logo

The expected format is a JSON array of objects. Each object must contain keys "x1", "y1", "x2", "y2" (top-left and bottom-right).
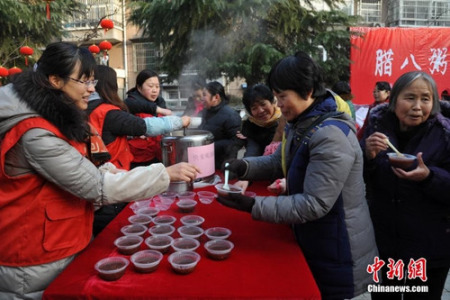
[{"x1": 366, "y1": 257, "x2": 428, "y2": 293}]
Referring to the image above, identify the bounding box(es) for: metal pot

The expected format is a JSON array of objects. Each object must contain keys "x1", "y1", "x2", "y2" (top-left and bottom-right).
[{"x1": 162, "y1": 129, "x2": 215, "y2": 192}]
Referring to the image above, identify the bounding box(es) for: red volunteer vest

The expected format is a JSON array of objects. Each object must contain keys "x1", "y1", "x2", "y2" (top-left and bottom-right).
[
  {"x1": 0, "y1": 117, "x2": 94, "y2": 266},
  {"x1": 89, "y1": 103, "x2": 134, "y2": 170},
  {"x1": 127, "y1": 112, "x2": 162, "y2": 163}
]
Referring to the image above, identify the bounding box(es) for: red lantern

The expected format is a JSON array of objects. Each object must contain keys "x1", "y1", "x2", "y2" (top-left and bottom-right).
[
  {"x1": 46, "y1": 0, "x2": 54, "y2": 20},
  {"x1": 20, "y1": 46, "x2": 34, "y2": 66},
  {"x1": 88, "y1": 44, "x2": 100, "y2": 55},
  {"x1": 100, "y1": 19, "x2": 114, "y2": 34},
  {"x1": 99, "y1": 40, "x2": 112, "y2": 58},
  {"x1": 0, "y1": 66, "x2": 9, "y2": 78},
  {"x1": 9, "y1": 67, "x2": 22, "y2": 76}
]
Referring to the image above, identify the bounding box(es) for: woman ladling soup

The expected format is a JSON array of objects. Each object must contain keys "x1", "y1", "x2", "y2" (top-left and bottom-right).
[{"x1": 361, "y1": 71, "x2": 450, "y2": 299}]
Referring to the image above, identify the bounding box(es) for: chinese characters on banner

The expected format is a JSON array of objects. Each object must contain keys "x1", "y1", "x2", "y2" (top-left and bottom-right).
[
  {"x1": 367, "y1": 257, "x2": 428, "y2": 283},
  {"x1": 350, "y1": 27, "x2": 450, "y2": 105}
]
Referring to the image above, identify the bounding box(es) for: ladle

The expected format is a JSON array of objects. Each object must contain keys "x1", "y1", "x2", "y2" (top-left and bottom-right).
[
  {"x1": 223, "y1": 163, "x2": 230, "y2": 190},
  {"x1": 385, "y1": 138, "x2": 404, "y2": 157}
]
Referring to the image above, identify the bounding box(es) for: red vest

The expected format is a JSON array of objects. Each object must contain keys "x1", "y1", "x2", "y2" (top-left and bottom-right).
[
  {"x1": 0, "y1": 117, "x2": 94, "y2": 266},
  {"x1": 89, "y1": 103, "x2": 134, "y2": 170},
  {"x1": 127, "y1": 112, "x2": 162, "y2": 163}
]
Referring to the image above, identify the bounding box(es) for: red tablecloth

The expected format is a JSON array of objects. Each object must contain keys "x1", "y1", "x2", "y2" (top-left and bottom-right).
[{"x1": 43, "y1": 179, "x2": 321, "y2": 300}]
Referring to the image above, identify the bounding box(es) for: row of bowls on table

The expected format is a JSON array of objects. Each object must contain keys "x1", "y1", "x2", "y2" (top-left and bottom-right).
[
  {"x1": 95, "y1": 185, "x2": 251, "y2": 281},
  {"x1": 95, "y1": 242, "x2": 233, "y2": 281},
  {"x1": 130, "y1": 190, "x2": 220, "y2": 214},
  {"x1": 117, "y1": 225, "x2": 232, "y2": 254},
  {"x1": 96, "y1": 227, "x2": 234, "y2": 280}
]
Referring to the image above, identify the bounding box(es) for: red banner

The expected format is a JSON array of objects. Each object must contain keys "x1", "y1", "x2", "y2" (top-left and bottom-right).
[{"x1": 350, "y1": 27, "x2": 450, "y2": 105}]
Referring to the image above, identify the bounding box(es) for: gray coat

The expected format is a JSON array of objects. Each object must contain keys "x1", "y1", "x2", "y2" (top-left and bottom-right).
[{"x1": 240, "y1": 96, "x2": 378, "y2": 299}]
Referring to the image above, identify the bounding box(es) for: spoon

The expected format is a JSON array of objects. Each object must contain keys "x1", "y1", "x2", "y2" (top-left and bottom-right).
[
  {"x1": 223, "y1": 163, "x2": 230, "y2": 190},
  {"x1": 385, "y1": 138, "x2": 404, "y2": 157}
]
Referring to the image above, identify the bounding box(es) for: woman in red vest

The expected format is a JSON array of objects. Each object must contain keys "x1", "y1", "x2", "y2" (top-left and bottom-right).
[
  {"x1": 124, "y1": 69, "x2": 173, "y2": 168},
  {"x1": 87, "y1": 65, "x2": 190, "y2": 235},
  {"x1": 0, "y1": 42, "x2": 199, "y2": 299}
]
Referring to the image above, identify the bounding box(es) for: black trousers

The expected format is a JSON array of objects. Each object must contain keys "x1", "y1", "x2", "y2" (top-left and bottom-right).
[{"x1": 371, "y1": 266, "x2": 449, "y2": 300}]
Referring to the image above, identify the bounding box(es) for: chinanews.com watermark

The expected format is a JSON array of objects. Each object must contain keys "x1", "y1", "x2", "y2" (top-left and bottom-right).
[{"x1": 366, "y1": 257, "x2": 429, "y2": 293}]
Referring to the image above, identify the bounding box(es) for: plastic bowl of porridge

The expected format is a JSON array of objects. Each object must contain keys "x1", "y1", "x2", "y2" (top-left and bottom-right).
[
  {"x1": 148, "y1": 224, "x2": 176, "y2": 237},
  {"x1": 197, "y1": 191, "x2": 216, "y2": 204},
  {"x1": 180, "y1": 215, "x2": 205, "y2": 227},
  {"x1": 171, "y1": 237, "x2": 200, "y2": 252},
  {"x1": 95, "y1": 256, "x2": 129, "y2": 281},
  {"x1": 204, "y1": 227, "x2": 231, "y2": 240},
  {"x1": 120, "y1": 224, "x2": 147, "y2": 237},
  {"x1": 168, "y1": 251, "x2": 201, "y2": 275},
  {"x1": 114, "y1": 235, "x2": 144, "y2": 255},
  {"x1": 204, "y1": 239, "x2": 234, "y2": 260},
  {"x1": 145, "y1": 235, "x2": 173, "y2": 254},
  {"x1": 130, "y1": 250, "x2": 163, "y2": 273},
  {"x1": 177, "y1": 225, "x2": 204, "y2": 240},
  {"x1": 215, "y1": 184, "x2": 242, "y2": 197}
]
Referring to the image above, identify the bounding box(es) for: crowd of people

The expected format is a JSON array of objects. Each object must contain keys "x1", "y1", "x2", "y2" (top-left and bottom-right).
[{"x1": 1, "y1": 41, "x2": 449, "y2": 300}]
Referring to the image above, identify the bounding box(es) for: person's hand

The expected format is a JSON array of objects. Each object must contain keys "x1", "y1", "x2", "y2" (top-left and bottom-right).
[
  {"x1": 166, "y1": 162, "x2": 200, "y2": 182},
  {"x1": 222, "y1": 159, "x2": 248, "y2": 179},
  {"x1": 181, "y1": 116, "x2": 191, "y2": 127},
  {"x1": 156, "y1": 106, "x2": 173, "y2": 116},
  {"x1": 263, "y1": 141, "x2": 281, "y2": 156},
  {"x1": 391, "y1": 152, "x2": 430, "y2": 181},
  {"x1": 365, "y1": 132, "x2": 388, "y2": 160},
  {"x1": 267, "y1": 178, "x2": 286, "y2": 195},
  {"x1": 236, "y1": 131, "x2": 247, "y2": 140},
  {"x1": 234, "y1": 180, "x2": 249, "y2": 192},
  {"x1": 216, "y1": 192, "x2": 255, "y2": 213}
]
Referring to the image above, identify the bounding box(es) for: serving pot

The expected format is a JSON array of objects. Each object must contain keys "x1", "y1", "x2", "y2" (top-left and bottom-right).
[{"x1": 161, "y1": 129, "x2": 215, "y2": 192}]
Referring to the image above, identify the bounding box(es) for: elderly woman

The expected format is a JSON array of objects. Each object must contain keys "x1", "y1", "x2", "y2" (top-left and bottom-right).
[
  {"x1": 361, "y1": 71, "x2": 450, "y2": 299},
  {"x1": 218, "y1": 51, "x2": 378, "y2": 299}
]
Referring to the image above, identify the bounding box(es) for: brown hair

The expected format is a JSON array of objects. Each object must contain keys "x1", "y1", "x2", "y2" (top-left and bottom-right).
[{"x1": 95, "y1": 65, "x2": 128, "y2": 111}]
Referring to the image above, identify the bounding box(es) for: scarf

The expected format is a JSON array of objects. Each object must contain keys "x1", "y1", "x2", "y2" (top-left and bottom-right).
[{"x1": 247, "y1": 106, "x2": 282, "y2": 128}]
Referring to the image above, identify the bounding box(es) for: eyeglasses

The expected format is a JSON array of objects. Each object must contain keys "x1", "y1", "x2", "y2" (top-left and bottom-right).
[{"x1": 68, "y1": 77, "x2": 98, "y2": 87}]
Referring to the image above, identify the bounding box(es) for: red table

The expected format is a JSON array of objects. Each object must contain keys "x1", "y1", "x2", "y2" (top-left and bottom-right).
[{"x1": 43, "y1": 179, "x2": 321, "y2": 300}]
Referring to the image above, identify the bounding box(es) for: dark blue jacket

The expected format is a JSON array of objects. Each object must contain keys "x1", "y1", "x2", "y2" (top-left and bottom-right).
[
  {"x1": 361, "y1": 102, "x2": 450, "y2": 269},
  {"x1": 245, "y1": 95, "x2": 378, "y2": 299}
]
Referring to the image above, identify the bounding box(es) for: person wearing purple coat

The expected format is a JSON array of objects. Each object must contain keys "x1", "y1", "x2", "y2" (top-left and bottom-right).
[{"x1": 361, "y1": 71, "x2": 450, "y2": 300}]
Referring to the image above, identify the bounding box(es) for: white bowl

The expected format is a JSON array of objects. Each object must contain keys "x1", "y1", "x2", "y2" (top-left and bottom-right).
[
  {"x1": 197, "y1": 191, "x2": 216, "y2": 204},
  {"x1": 188, "y1": 117, "x2": 202, "y2": 128},
  {"x1": 177, "y1": 225, "x2": 204, "y2": 240},
  {"x1": 130, "y1": 250, "x2": 163, "y2": 273},
  {"x1": 180, "y1": 215, "x2": 205, "y2": 227},
  {"x1": 204, "y1": 239, "x2": 234, "y2": 260},
  {"x1": 204, "y1": 227, "x2": 232, "y2": 240},
  {"x1": 168, "y1": 251, "x2": 201, "y2": 274},
  {"x1": 171, "y1": 237, "x2": 200, "y2": 252}
]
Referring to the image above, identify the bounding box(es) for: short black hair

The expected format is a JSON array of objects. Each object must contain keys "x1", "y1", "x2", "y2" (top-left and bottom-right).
[
  {"x1": 242, "y1": 84, "x2": 274, "y2": 114},
  {"x1": 332, "y1": 81, "x2": 351, "y2": 95}
]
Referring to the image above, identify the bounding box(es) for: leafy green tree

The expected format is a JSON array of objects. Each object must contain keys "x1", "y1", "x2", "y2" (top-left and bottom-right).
[
  {"x1": 128, "y1": 0, "x2": 357, "y2": 86},
  {"x1": 0, "y1": 0, "x2": 85, "y2": 69}
]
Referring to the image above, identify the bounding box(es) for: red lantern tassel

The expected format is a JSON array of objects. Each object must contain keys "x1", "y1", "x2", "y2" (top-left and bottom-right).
[
  {"x1": 25, "y1": 56, "x2": 28, "y2": 66},
  {"x1": 46, "y1": 2, "x2": 51, "y2": 20}
]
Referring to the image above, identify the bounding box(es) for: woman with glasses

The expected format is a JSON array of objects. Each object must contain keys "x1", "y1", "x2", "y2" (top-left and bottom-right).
[
  {"x1": 0, "y1": 42, "x2": 199, "y2": 299},
  {"x1": 87, "y1": 65, "x2": 191, "y2": 235}
]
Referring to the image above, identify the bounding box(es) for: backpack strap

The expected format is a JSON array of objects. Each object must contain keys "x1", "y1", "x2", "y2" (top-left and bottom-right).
[{"x1": 281, "y1": 111, "x2": 344, "y2": 177}]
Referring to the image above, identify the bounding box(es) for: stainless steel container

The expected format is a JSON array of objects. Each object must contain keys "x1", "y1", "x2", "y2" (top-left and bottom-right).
[{"x1": 161, "y1": 129, "x2": 215, "y2": 193}]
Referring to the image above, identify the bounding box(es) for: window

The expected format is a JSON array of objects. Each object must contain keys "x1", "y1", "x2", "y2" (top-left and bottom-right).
[{"x1": 133, "y1": 42, "x2": 161, "y2": 72}]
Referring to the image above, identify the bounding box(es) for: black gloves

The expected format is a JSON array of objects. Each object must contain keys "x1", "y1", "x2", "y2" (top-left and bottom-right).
[
  {"x1": 222, "y1": 159, "x2": 248, "y2": 179},
  {"x1": 216, "y1": 192, "x2": 255, "y2": 213}
]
